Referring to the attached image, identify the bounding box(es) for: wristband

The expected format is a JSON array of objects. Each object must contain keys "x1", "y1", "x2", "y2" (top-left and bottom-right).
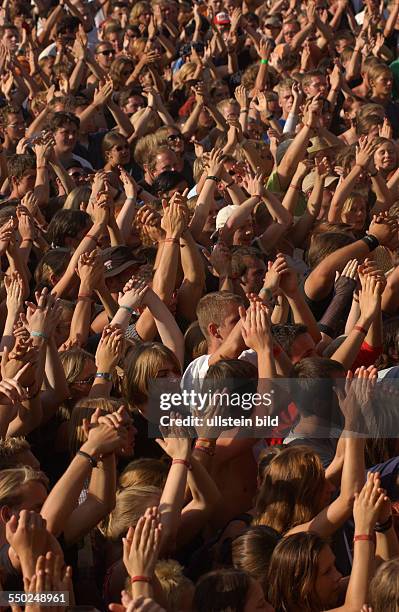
[
  {"x1": 240, "y1": 108, "x2": 249, "y2": 112},
  {"x1": 21, "y1": 238, "x2": 33, "y2": 243},
  {"x1": 77, "y1": 450, "x2": 97, "y2": 468},
  {"x1": 131, "y1": 576, "x2": 152, "y2": 584},
  {"x1": 354, "y1": 325, "x2": 367, "y2": 335},
  {"x1": 78, "y1": 293, "x2": 93, "y2": 301},
  {"x1": 206, "y1": 175, "x2": 221, "y2": 183},
  {"x1": 95, "y1": 372, "x2": 112, "y2": 381},
  {"x1": 164, "y1": 237, "x2": 179, "y2": 245},
  {"x1": 353, "y1": 534, "x2": 376, "y2": 545},
  {"x1": 260, "y1": 58, "x2": 268, "y2": 64},
  {"x1": 375, "y1": 515, "x2": 393, "y2": 533},
  {"x1": 120, "y1": 304, "x2": 134, "y2": 314},
  {"x1": 259, "y1": 287, "x2": 273, "y2": 301},
  {"x1": 172, "y1": 458, "x2": 191, "y2": 469},
  {"x1": 86, "y1": 234, "x2": 99, "y2": 245},
  {"x1": 369, "y1": 169, "x2": 378, "y2": 177},
  {"x1": 362, "y1": 234, "x2": 379, "y2": 252},
  {"x1": 290, "y1": 183, "x2": 301, "y2": 191},
  {"x1": 30, "y1": 331, "x2": 49, "y2": 340},
  {"x1": 125, "y1": 196, "x2": 135, "y2": 201},
  {"x1": 36, "y1": 165, "x2": 47, "y2": 169}
]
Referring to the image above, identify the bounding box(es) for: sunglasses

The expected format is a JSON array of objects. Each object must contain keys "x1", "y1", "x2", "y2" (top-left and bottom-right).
[
  {"x1": 115, "y1": 144, "x2": 129, "y2": 152},
  {"x1": 167, "y1": 134, "x2": 182, "y2": 142},
  {"x1": 69, "y1": 171, "x2": 85, "y2": 179},
  {"x1": 98, "y1": 49, "x2": 115, "y2": 56}
]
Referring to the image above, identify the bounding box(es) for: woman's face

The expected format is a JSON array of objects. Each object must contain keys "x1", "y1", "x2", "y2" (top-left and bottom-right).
[
  {"x1": 374, "y1": 142, "x2": 396, "y2": 172},
  {"x1": 342, "y1": 197, "x2": 367, "y2": 231},
  {"x1": 70, "y1": 359, "x2": 97, "y2": 399},
  {"x1": 108, "y1": 139, "x2": 130, "y2": 166},
  {"x1": 314, "y1": 545, "x2": 343, "y2": 609},
  {"x1": 156, "y1": 359, "x2": 181, "y2": 382},
  {"x1": 244, "y1": 580, "x2": 274, "y2": 611},
  {"x1": 139, "y1": 9, "x2": 152, "y2": 25}
]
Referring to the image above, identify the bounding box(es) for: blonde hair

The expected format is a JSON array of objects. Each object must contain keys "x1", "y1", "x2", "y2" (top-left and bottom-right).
[
  {"x1": 0, "y1": 467, "x2": 49, "y2": 508},
  {"x1": 63, "y1": 186, "x2": 91, "y2": 211},
  {"x1": 173, "y1": 62, "x2": 196, "y2": 89},
  {"x1": 342, "y1": 192, "x2": 366, "y2": 217},
  {"x1": 254, "y1": 446, "x2": 326, "y2": 534},
  {"x1": 59, "y1": 347, "x2": 95, "y2": 384},
  {"x1": 133, "y1": 133, "x2": 159, "y2": 167},
  {"x1": 102, "y1": 485, "x2": 161, "y2": 539},
  {"x1": 130, "y1": 1, "x2": 151, "y2": 24},
  {"x1": 118, "y1": 458, "x2": 169, "y2": 490},
  {"x1": 0, "y1": 438, "x2": 30, "y2": 469},
  {"x1": 155, "y1": 559, "x2": 194, "y2": 612},
  {"x1": 124, "y1": 342, "x2": 181, "y2": 408},
  {"x1": 196, "y1": 292, "x2": 244, "y2": 341},
  {"x1": 370, "y1": 558, "x2": 399, "y2": 612}
]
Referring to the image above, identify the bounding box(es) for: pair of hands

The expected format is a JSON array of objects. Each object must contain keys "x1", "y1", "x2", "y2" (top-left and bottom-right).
[{"x1": 82, "y1": 405, "x2": 131, "y2": 458}]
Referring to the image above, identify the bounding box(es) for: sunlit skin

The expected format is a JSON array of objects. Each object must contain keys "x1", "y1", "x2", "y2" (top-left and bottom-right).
[
  {"x1": 374, "y1": 142, "x2": 397, "y2": 175},
  {"x1": 341, "y1": 197, "x2": 367, "y2": 231}
]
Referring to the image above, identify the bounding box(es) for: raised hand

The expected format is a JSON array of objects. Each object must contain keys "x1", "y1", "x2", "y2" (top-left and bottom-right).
[
  {"x1": 368, "y1": 212, "x2": 397, "y2": 247},
  {"x1": 95, "y1": 325, "x2": 124, "y2": 373},
  {"x1": 76, "y1": 250, "x2": 104, "y2": 293},
  {"x1": 161, "y1": 200, "x2": 187, "y2": 239},
  {"x1": 204, "y1": 241, "x2": 232, "y2": 278},
  {"x1": 4, "y1": 271, "x2": 23, "y2": 313},
  {"x1": 355, "y1": 136, "x2": 375, "y2": 169},
  {"x1": 123, "y1": 507, "x2": 162, "y2": 578},
  {"x1": 119, "y1": 166, "x2": 137, "y2": 199},
  {"x1": 353, "y1": 472, "x2": 387, "y2": 534},
  {"x1": 119, "y1": 276, "x2": 149, "y2": 310},
  {"x1": 240, "y1": 300, "x2": 272, "y2": 353}
]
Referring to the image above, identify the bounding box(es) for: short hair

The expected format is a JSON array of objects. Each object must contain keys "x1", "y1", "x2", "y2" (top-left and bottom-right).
[
  {"x1": 306, "y1": 231, "x2": 354, "y2": 269},
  {"x1": 0, "y1": 437, "x2": 31, "y2": 470},
  {"x1": 0, "y1": 104, "x2": 22, "y2": 126},
  {"x1": 152, "y1": 170, "x2": 186, "y2": 195},
  {"x1": 231, "y1": 246, "x2": 263, "y2": 277},
  {"x1": 118, "y1": 88, "x2": 145, "y2": 108},
  {"x1": 0, "y1": 23, "x2": 18, "y2": 38},
  {"x1": 272, "y1": 324, "x2": 309, "y2": 357},
  {"x1": 302, "y1": 70, "x2": 325, "y2": 90},
  {"x1": 292, "y1": 356, "x2": 345, "y2": 418},
  {"x1": 47, "y1": 209, "x2": 90, "y2": 247},
  {"x1": 7, "y1": 154, "x2": 36, "y2": 180},
  {"x1": 34, "y1": 248, "x2": 71, "y2": 290},
  {"x1": 147, "y1": 145, "x2": 174, "y2": 172},
  {"x1": 196, "y1": 292, "x2": 244, "y2": 340},
  {"x1": 48, "y1": 111, "x2": 80, "y2": 133}
]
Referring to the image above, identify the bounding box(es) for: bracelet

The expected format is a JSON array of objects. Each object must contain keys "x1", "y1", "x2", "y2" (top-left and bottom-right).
[
  {"x1": 240, "y1": 108, "x2": 249, "y2": 113},
  {"x1": 354, "y1": 325, "x2": 367, "y2": 335},
  {"x1": 36, "y1": 165, "x2": 47, "y2": 169},
  {"x1": 290, "y1": 183, "x2": 301, "y2": 191},
  {"x1": 194, "y1": 445, "x2": 215, "y2": 456},
  {"x1": 95, "y1": 372, "x2": 112, "y2": 381},
  {"x1": 353, "y1": 534, "x2": 376, "y2": 545},
  {"x1": 369, "y1": 170, "x2": 378, "y2": 177},
  {"x1": 131, "y1": 576, "x2": 152, "y2": 584},
  {"x1": 147, "y1": 105, "x2": 154, "y2": 110},
  {"x1": 30, "y1": 331, "x2": 49, "y2": 340},
  {"x1": 375, "y1": 515, "x2": 393, "y2": 533},
  {"x1": 120, "y1": 304, "x2": 134, "y2": 314},
  {"x1": 361, "y1": 234, "x2": 379, "y2": 252},
  {"x1": 78, "y1": 293, "x2": 93, "y2": 300},
  {"x1": 86, "y1": 234, "x2": 99, "y2": 245},
  {"x1": 76, "y1": 450, "x2": 97, "y2": 468},
  {"x1": 197, "y1": 437, "x2": 216, "y2": 447},
  {"x1": 224, "y1": 180, "x2": 234, "y2": 188},
  {"x1": 206, "y1": 175, "x2": 221, "y2": 183},
  {"x1": 125, "y1": 196, "x2": 135, "y2": 201},
  {"x1": 260, "y1": 58, "x2": 268, "y2": 64},
  {"x1": 172, "y1": 458, "x2": 191, "y2": 469},
  {"x1": 164, "y1": 237, "x2": 179, "y2": 245},
  {"x1": 354, "y1": 163, "x2": 364, "y2": 170},
  {"x1": 21, "y1": 238, "x2": 33, "y2": 243}
]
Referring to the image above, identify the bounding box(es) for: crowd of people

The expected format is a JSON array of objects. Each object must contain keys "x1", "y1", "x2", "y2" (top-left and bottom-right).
[{"x1": 2, "y1": 0, "x2": 399, "y2": 609}]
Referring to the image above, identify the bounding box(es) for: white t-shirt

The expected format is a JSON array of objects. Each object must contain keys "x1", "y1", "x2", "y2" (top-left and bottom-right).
[{"x1": 181, "y1": 349, "x2": 258, "y2": 392}]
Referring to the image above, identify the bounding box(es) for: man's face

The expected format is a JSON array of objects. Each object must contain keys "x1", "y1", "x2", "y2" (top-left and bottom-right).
[
  {"x1": 282, "y1": 23, "x2": 299, "y2": 44},
  {"x1": 123, "y1": 95, "x2": 145, "y2": 116},
  {"x1": 223, "y1": 102, "x2": 240, "y2": 122},
  {"x1": 54, "y1": 121, "x2": 78, "y2": 154},
  {"x1": 107, "y1": 31, "x2": 123, "y2": 53},
  {"x1": 278, "y1": 88, "x2": 294, "y2": 116},
  {"x1": 304, "y1": 76, "x2": 328, "y2": 98},
  {"x1": 57, "y1": 30, "x2": 76, "y2": 50},
  {"x1": 241, "y1": 256, "x2": 266, "y2": 294},
  {"x1": 95, "y1": 43, "x2": 115, "y2": 68},
  {"x1": 153, "y1": 151, "x2": 178, "y2": 177},
  {"x1": 2, "y1": 28, "x2": 18, "y2": 51},
  {"x1": 16, "y1": 168, "x2": 37, "y2": 196},
  {"x1": 7, "y1": 112, "x2": 25, "y2": 142},
  {"x1": 291, "y1": 332, "x2": 316, "y2": 363},
  {"x1": 217, "y1": 303, "x2": 241, "y2": 340}
]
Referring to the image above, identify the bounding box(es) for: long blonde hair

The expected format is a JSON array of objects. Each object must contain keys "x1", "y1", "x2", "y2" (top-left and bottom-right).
[
  {"x1": 0, "y1": 467, "x2": 49, "y2": 508},
  {"x1": 101, "y1": 485, "x2": 161, "y2": 539}
]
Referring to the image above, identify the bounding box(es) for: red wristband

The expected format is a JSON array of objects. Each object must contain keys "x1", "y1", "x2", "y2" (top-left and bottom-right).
[
  {"x1": 131, "y1": 576, "x2": 152, "y2": 584},
  {"x1": 353, "y1": 534, "x2": 376, "y2": 544},
  {"x1": 172, "y1": 458, "x2": 191, "y2": 469},
  {"x1": 86, "y1": 234, "x2": 99, "y2": 244},
  {"x1": 354, "y1": 325, "x2": 367, "y2": 335},
  {"x1": 290, "y1": 183, "x2": 300, "y2": 191},
  {"x1": 78, "y1": 294, "x2": 93, "y2": 302}
]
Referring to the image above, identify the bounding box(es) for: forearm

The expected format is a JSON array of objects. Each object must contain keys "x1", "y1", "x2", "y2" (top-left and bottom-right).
[
  {"x1": 69, "y1": 59, "x2": 86, "y2": 94},
  {"x1": 177, "y1": 231, "x2": 205, "y2": 323},
  {"x1": 344, "y1": 540, "x2": 374, "y2": 609},
  {"x1": 263, "y1": 191, "x2": 293, "y2": 225},
  {"x1": 143, "y1": 290, "x2": 184, "y2": 367},
  {"x1": 160, "y1": 462, "x2": 189, "y2": 552},
  {"x1": 371, "y1": 173, "x2": 393, "y2": 213},
  {"x1": 68, "y1": 296, "x2": 92, "y2": 346},
  {"x1": 108, "y1": 220, "x2": 124, "y2": 246},
  {"x1": 188, "y1": 181, "x2": 216, "y2": 239},
  {"x1": 25, "y1": 105, "x2": 51, "y2": 138},
  {"x1": 8, "y1": 396, "x2": 43, "y2": 436},
  {"x1": 95, "y1": 286, "x2": 119, "y2": 320},
  {"x1": 49, "y1": 161, "x2": 75, "y2": 195},
  {"x1": 287, "y1": 291, "x2": 322, "y2": 344},
  {"x1": 44, "y1": 337, "x2": 69, "y2": 400},
  {"x1": 107, "y1": 101, "x2": 134, "y2": 138},
  {"x1": 34, "y1": 162, "x2": 50, "y2": 206},
  {"x1": 181, "y1": 103, "x2": 202, "y2": 137},
  {"x1": 332, "y1": 317, "x2": 373, "y2": 369},
  {"x1": 278, "y1": 124, "x2": 313, "y2": 188}
]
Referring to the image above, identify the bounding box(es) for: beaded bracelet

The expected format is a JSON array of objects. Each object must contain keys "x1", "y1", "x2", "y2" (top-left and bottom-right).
[
  {"x1": 95, "y1": 372, "x2": 112, "y2": 381},
  {"x1": 131, "y1": 576, "x2": 152, "y2": 584},
  {"x1": 31, "y1": 331, "x2": 49, "y2": 340},
  {"x1": 120, "y1": 304, "x2": 134, "y2": 314}
]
